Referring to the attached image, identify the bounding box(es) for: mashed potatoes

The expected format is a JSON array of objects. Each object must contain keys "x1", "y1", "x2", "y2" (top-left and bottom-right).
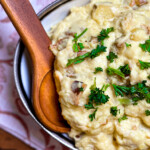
[{"x1": 49, "y1": 0, "x2": 150, "y2": 149}]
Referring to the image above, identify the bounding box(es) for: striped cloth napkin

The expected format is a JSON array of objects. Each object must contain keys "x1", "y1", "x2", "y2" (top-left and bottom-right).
[{"x1": 0, "y1": 0, "x2": 69, "y2": 149}]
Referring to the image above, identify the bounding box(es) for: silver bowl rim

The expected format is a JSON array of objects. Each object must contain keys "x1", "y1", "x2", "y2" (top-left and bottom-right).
[{"x1": 13, "y1": 0, "x2": 77, "y2": 149}]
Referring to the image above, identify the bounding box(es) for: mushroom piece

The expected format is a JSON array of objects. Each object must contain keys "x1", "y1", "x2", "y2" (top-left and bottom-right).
[
  {"x1": 90, "y1": 36, "x2": 98, "y2": 44},
  {"x1": 71, "y1": 81, "x2": 87, "y2": 105},
  {"x1": 66, "y1": 66, "x2": 76, "y2": 78},
  {"x1": 57, "y1": 37, "x2": 69, "y2": 51},
  {"x1": 136, "y1": 0, "x2": 148, "y2": 6},
  {"x1": 71, "y1": 81, "x2": 86, "y2": 95},
  {"x1": 130, "y1": 0, "x2": 148, "y2": 7}
]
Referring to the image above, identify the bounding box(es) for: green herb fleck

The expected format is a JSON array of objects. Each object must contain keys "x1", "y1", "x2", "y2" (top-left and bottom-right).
[
  {"x1": 73, "y1": 28, "x2": 88, "y2": 42},
  {"x1": 139, "y1": 37, "x2": 150, "y2": 53},
  {"x1": 107, "y1": 52, "x2": 118, "y2": 63},
  {"x1": 148, "y1": 75, "x2": 150, "y2": 80},
  {"x1": 98, "y1": 27, "x2": 114, "y2": 45},
  {"x1": 78, "y1": 43, "x2": 84, "y2": 50},
  {"x1": 89, "y1": 108, "x2": 98, "y2": 121},
  {"x1": 88, "y1": 87, "x2": 109, "y2": 106},
  {"x1": 110, "y1": 106, "x2": 118, "y2": 116},
  {"x1": 94, "y1": 67, "x2": 103, "y2": 74},
  {"x1": 130, "y1": 81, "x2": 150, "y2": 103},
  {"x1": 118, "y1": 115, "x2": 128, "y2": 123},
  {"x1": 79, "y1": 87, "x2": 84, "y2": 92},
  {"x1": 67, "y1": 45, "x2": 106, "y2": 66},
  {"x1": 112, "y1": 84, "x2": 130, "y2": 97},
  {"x1": 102, "y1": 84, "x2": 110, "y2": 92},
  {"x1": 106, "y1": 67, "x2": 125, "y2": 79},
  {"x1": 125, "y1": 43, "x2": 132, "y2": 47},
  {"x1": 139, "y1": 60, "x2": 150, "y2": 70},
  {"x1": 67, "y1": 52, "x2": 90, "y2": 66},
  {"x1": 90, "y1": 45, "x2": 106, "y2": 59},
  {"x1": 145, "y1": 110, "x2": 150, "y2": 116},
  {"x1": 85, "y1": 103, "x2": 95, "y2": 110},
  {"x1": 72, "y1": 28, "x2": 88, "y2": 52},
  {"x1": 118, "y1": 98, "x2": 131, "y2": 105},
  {"x1": 119, "y1": 64, "x2": 131, "y2": 76},
  {"x1": 73, "y1": 43, "x2": 79, "y2": 52},
  {"x1": 90, "y1": 78, "x2": 96, "y2": 90},
  {"x1": 85, "y1": 79, "x2": 109, "y2": 121}
]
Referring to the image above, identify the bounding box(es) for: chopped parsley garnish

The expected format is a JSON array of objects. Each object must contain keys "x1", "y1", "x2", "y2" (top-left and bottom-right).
[
  {"x1": 110, "y1": 106, "x2": 118, "y2": 116},
  {"x1": 125, "y1": 43, "x2": 131, "y2": 47},
  {"x1": 112, "y1": 84, "x2": 130, "y2": 97},
  {"x1": 139, "y1": 37, "x2": 150, "y2": 53},
  {"x1": 106, "y1": 67, "x2": 125, "y2": 79},
  {"x1": 139, "y1": 60, "x2": 150, "y2": 70},
  {"x1": 78, "y1": 43, "x2": 84, "y2": 50},
  {"x1": 73, "y1": 28, "x2": 88, "y2": 42},
  {"x1": 85, "y1": 79, "x2": 109, "y2": 121},
  {"x1": 88, "y1": 87, "x2": 109, "y2": 105},
  {"x1": 119, "y1": 64, "x2": 131, "y2": 76},
  {"x1": 89, "y1": 108, "x2": 98, "y2": 121},
  {"x1": 98, "y1": 27, "x2": 114, "y2": 45},
  {"x1": 85, "y1": 103, "x2": 95, "y2": 110},
  {"x1": 148, "y1": 75, "x2": 150, "y2": 79},
  {"x1": 72, "y1": 28, "x2": 88, "y2": 52},
  {"x1": 73, "y1": 43, "x2": 79, "y2": 52},
  {"x1": 118, "y1": 115, "x2": 128, "y2": 123},
  {"x1": 145, "y1": 110, "x2": 150, "y2": 116},
  {"x1": 130, "y1": 80, "x2": 150, "y2": 103},
  {"x1": 94, "y1": 67, "x2": 103, "y2": 74},
  {"x1": 67, "y1": 45, "x2": 106, "y2": 66},
  {"x1": 90, "y1": 45, "x2": 107, "y2": 59},
  {"x1": 79, "y1": 87, "x2": 84, "y2": 92},
  {"x1": 113, "y1": 81, "x2": 150, "y2": 104},
  {"x1": 67, "y1": 52, "x2": 90, "y2": 66},
  {"x1": 107, "y1": 52, "x2": 118, "y2": 63}
]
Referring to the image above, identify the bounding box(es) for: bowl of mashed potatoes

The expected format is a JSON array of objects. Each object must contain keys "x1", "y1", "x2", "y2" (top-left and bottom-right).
[{"x1": 15, "y1": 0, "x2": 150, "y2": 149}]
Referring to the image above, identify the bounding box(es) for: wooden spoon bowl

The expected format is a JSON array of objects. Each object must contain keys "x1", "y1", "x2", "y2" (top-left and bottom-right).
[{"x1": 0, "y1": 0, "x2": 70, "y2": 133}]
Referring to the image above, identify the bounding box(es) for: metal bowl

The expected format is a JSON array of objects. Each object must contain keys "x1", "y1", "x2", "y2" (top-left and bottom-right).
[{"x1": 14, "y1": 0, "x2": 90, "y2": 149}]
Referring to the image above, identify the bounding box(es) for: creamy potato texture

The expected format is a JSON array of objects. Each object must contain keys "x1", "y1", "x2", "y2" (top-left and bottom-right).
[{"x1": 49, "y1": 0, "x2": 150, "y2": 149}]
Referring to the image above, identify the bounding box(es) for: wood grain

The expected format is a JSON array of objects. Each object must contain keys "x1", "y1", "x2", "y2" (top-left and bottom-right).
[{"x1": 0, "y1": 129, "x2": 34, "y2": 150}]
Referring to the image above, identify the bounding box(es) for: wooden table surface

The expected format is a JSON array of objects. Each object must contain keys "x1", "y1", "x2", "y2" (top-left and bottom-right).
[{"x1": 0, "y1": 129, "x2": 34, "y2": 150}]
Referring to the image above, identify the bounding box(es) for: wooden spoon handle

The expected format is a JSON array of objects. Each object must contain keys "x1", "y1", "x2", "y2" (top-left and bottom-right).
[{"x1": 0, "y1": 0, "x2": 54, "y2": 68}]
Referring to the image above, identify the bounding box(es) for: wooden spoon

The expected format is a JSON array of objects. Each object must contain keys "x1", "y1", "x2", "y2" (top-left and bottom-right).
[{"x1": 0, "y1": 0, "x2": 70, "y2": 133}]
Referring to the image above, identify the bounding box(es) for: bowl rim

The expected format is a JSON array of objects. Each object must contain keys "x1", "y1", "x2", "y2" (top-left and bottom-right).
[{"x1": 13, "y1": 0, "x2": 77, "y2": 149}]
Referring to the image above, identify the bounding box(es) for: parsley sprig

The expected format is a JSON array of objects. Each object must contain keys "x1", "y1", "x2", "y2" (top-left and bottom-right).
[
  {"x1": 139, "y1": 60, "x2": 150, "y2": 70},
  {"x1": 67, "y1": 45, "x2": 106, "y2": 66},
  {"x1": 119, "y1": 64, "x2": 131, "y2": 76},
  {"x1": 106, "y1": 67, "x2": 125, "y2": 79},
  {"x1": 73, "y1": 28, "x2": 88, "y2": 42},
  {"x1": 89, "y1": 108, "x2": 98, "y2": 121},
  {"x1": 94, "y1": 67, "x2": 103, "y2": 74},
  {"x1": 98, "y1": 27, "x2": 114, "y2": 45},
  {"x1": 145, "y1": 110, "x2": 150, "y2": 116},
  {"x1": 125, "y1": 43, "x2": 131, "y2": 47},
  {"x1": 139, "y1": 37, "x2": 150, "y2": 53},
  {"x1": 118, "y1": 115, "x2": 128, "y2": 123},
  {"x1": 112, "y1": 84, "x2": 130, "y2": 97},
  {"x1": 112, "y1": 81, "x2": 150, "y2": 104},
  {"x1": 110, "y1": 106, "x2": 118, "y2": 116},
  {"x1": 72, "y1": 28, "x2": 88, "y2": 52},
  {"x1": 85, "y1": 79, "x2": 109, "y2": 121},
  {"x1": 107, "y1": 52, "x2": 118, "y2": 63}
]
